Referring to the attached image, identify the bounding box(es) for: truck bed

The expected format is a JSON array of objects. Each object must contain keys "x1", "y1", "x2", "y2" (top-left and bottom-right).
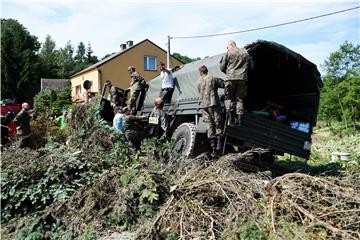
[{"x1": 225, "y1": 112, "x2": 312, "y2": 159}]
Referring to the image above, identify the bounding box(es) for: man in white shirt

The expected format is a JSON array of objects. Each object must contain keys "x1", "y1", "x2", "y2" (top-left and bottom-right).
[{"x1": 157, "y1": 61, "x2": 174, "y2": 104}]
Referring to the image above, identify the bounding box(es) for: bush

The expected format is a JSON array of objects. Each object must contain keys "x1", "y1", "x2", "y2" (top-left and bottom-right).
[{"x1": 33, "y1": 86, "x2": 72, "y2": 117}]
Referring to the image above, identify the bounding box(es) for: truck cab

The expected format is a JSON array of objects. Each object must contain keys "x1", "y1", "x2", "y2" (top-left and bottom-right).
[{"x1": 140, "y1": 40, "x2": 322, "y2": 160}]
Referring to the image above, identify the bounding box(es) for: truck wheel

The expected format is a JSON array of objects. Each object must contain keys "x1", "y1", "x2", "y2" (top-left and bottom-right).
[{"x1": 172, "y1": 123, "x2": 196, "y2": 157}]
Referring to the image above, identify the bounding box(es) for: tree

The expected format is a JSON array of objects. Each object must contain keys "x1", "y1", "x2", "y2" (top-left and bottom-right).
[
  {"x1": 39, "y1": 35, "x2": 59, "y2": 78},
  {"x1": 101, "y1": 52, "x2": 116, "y2": 60},
  {"x1": 1, "y1": 19, "x2": 41, "y2": 100},
  {"x1": 75, "y1": 41, "x2": 86, "y2": 63},
  {"x1": 73, "y1": 41, "x2": 87, "y2": 73},
  {"x1": 85, "y1": 42, "x2": 98, "y2": 65},
  {"x1": 319, "y1": 41, "x2": 360, "y2": 128},
  {"x1": 57, "y1": 41, "x2": 74, "y2": 78},
  {"x1": 173, "y1": 52, "x2": 201, "y2": 64}
]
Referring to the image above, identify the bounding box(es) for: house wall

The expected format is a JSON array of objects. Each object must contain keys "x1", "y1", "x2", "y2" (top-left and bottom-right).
[
  {"x1": 71, "y1": 69, "x2": 99, "y2": 100},
  {"x1": 70, "y1": 40, "x2": 183, "y2": 100},
  {"x1": 99, "y1": 40, "x2": 183, "y2": 91}
]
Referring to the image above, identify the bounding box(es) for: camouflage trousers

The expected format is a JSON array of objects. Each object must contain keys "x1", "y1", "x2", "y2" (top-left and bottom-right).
[
  {"x1": 128, "y1": 90, "x2": 140, "y2": 112},
  {"x1": 202, "y1": 106, "x2": 223, "y2": 139},
  {"x1": 224, "y1": 80, "x2": 247, "y2": 115},
  {"x1": 125, "y1": 129, "x2": 145, "y2": 150}
]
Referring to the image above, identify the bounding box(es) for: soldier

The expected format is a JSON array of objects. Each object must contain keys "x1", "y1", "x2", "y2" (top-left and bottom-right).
[
  {"x1": 220, "y1": 40, "x2": 252, "y2": 124},
  {"x1": 197, "y1": 65, "x2": 225, "y2": 156},
  {"x1": 148, "y1": 97, "x2": 169, "y2": 140},
  {"x1": 13, "y1": 102, "x2": 31, "y2": 148},
  {"x1": 127, "y1": 66, "x2": 147, "y2": 113},
  {"x1": 122, "y1": 107, "x2": 148, "y2": 151},
  {"x1": 105, "y1": 80, "x2": 124, "y2": 108},
  {"x1": 158, "y1": 61, "x2": 174, "y2": 104}
]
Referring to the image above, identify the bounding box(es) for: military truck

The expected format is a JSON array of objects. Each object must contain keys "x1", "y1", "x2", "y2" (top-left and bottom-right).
[{"x1": 139, "y1": 40, "x2": 322, "y2": 160}]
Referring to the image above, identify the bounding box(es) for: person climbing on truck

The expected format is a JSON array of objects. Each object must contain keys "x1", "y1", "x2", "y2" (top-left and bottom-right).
[
  {"x1": 158, "y1": 61, "x2": 174, "y2": 104},
  {"x1": 123, "y1": 106, "x2": 148, "y2": 152},
  {"x1": 127, "y1": 66, "x2": 147, "y2": 114},
  {"x1": 197, "y1": 65, "x2": 225, "y2": 156},
  {"x1": 105, "y1": 80, "x2": 124, "y2": 109},
  {"x1": 147, "y1": 97, "x2": 169, "y2": 141},
  {"x1": 220, "y1": 40, "x2": 252, "y2": 125}
]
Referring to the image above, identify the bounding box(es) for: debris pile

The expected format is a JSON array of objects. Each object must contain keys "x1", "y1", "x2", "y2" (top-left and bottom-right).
[
  {"x1": 267, "y1": 173, "x2": 360, "y2": 240},
  {"x1": 139, "y1": 151, "x2": 273, "y2": 239},
  {"x1": 1, "y1": 99, "x2": 359, "y2": 239}
]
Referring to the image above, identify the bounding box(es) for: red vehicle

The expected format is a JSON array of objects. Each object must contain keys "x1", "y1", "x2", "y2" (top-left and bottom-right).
[{"x1": 1, "y1": 101, "x2": 22, "y2": 143}]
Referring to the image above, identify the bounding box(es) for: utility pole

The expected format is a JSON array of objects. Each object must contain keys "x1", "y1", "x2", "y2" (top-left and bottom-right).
[{"x1": 167, "y1": 35, "x2": 171, "y2": 69}]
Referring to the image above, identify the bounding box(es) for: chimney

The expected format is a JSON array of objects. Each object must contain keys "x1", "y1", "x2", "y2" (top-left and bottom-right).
[
  {"x1": 120, "y1": 44, "x2": 126, "y2": 51},
  {"x1": 126, "y1": 40, "x2": 133, "y2": 48}
]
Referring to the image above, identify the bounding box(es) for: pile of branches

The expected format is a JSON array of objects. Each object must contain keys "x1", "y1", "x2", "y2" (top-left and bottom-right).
[
  {"x1": 139, "y1": 150, "x2": 272, "y2": 239},
  {"x1": 139, "y1": 150, "x2": 360, "y2": 239},
  {"x1": 267, "y1": 172, "x2": 360, "y2": 240},
  {"x1": 68, "y1": 98, "x2": 120, "y2": 150}
]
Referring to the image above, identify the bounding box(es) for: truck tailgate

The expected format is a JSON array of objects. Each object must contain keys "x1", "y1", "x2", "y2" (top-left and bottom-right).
[{"x1": 225, "y1": 113, "x2": 312, "y2": 159}]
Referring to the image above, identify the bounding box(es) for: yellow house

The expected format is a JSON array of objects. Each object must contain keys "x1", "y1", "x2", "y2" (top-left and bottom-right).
[{"x1": 70, "y1": 39, "x2": 183, "y2": 101}]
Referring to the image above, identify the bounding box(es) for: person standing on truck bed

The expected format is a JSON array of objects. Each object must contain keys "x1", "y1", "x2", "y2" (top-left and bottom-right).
[
  {"x1": 127, "y1": 66, "x2": 147, "y2": 114},
  {"x1": 148, "y1": 97, "x2": 169, "y2": 141},
  {"x1": 158, "y1": 61, "x2": 174, "y2": 104},
  {"x1": 105, "y1": 80, "x2": 124, "y2": 108},
  {"x1": 197, "y1": 65, "x2": 225, "y2": 156},
  {"x1": 220, "y1": 40, "x2": 251, "y2": 124}
]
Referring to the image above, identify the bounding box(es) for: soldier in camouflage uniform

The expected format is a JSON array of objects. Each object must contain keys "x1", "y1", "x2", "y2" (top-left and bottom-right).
[
  {"x1": 220, "y1": 40, "x2": 252, "y2": 124},
  {"x1": 122, "y1": 107, "x2": 148, "y2": 151},
  {"x1": 147, "y1": 97, "x2": 169, "y2": 140},
  {"x1": 105, "y1": 80, "x2": 124, "y2": 108},
  {"x1": 197, "y1": 65, "x2": 225, "y2": 155},
  {"x1": 13, "y1": 102, "x2": 31, "y2": 148},
  {"x1": 127, "y1": 66, "x2": 147, "y2": 113}
]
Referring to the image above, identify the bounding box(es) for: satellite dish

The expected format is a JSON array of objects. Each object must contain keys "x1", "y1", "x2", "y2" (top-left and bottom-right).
[{"x1": 83, "y1": 80, "x2": 92, "y2": 90}]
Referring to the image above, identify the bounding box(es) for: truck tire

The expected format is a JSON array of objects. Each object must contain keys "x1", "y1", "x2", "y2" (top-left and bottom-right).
[{"x1": 172, "y1": 123, "x2": 196, "y2": 157}]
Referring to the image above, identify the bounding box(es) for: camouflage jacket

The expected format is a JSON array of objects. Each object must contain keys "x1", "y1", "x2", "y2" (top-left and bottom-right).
[
  {"x1": 109, "y1": 86, "x2": 124, "y2": 106},
  {"x1": 13, "y1": 109, "x2": 31, "y2": 135},
  {"x1": 197, "y1": 75, "x2": 224, "y2": 108},
  {"x1": 219, "y1": 47, "x2": 250, "y2": 81},
  {"x1": 130, "y1": 72, "x2": 146, "y2": 93},
  {"x1": 123, "y1": 115, "x2": 146, "y2": 133},
  {"x1": 147, "y1": 107, "x2": 169, "y2": 139}
]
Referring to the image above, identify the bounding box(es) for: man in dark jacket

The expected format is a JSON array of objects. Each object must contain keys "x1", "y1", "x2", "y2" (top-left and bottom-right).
[
  {"x1": 123, "y1": 107, "x2": 148, "y2": 150},
  {"x1": 148, "y1": 97, "x2": 169, "y2": 141},
  {"x1": 197, "y1": 65, "x2": 225, "y2": 155},
  {"x1": 220, "y1": 40, "x2": 251, "y2": 124},
  {"x1": 13, "y1": 102, "x2": 31, "y2": 148}
]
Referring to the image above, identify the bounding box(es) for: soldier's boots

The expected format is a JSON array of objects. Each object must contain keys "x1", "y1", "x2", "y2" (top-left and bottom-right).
[
  {"x1": 216, "y1": 135, "x2": 223, "y2": 154},
  {"x1": 209, "y1": 138, "x2": 218, "y2": 158},
  {"x1": 226, "y1": 110, "x2": 235, "y2": 126},
  {"x1": 234, "y1": 112, "x2": 244, "y2": 126}
]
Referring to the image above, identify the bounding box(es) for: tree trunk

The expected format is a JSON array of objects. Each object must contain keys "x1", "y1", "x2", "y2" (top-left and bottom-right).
[{"x1": 337, "y1": 93, "x2": 348, "y2": 129}]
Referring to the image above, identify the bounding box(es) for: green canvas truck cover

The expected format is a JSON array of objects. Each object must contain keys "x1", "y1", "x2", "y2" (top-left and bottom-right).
[{"x1": 144, "y1": 40, "x2": 322, "y2": 125}]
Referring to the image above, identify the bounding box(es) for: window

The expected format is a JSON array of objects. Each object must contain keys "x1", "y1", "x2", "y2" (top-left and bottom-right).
[
  {"x1": 75, "y1": 85, "x2": 82, "y2": 99},
  {"x1": 144, "y1": 56, "x2": 157, "y2": 70}
]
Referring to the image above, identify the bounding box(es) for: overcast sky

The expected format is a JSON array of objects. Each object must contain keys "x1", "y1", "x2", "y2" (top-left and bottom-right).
[{"x1": 3, "y1": 0, "x2": 359, "y2": 70}]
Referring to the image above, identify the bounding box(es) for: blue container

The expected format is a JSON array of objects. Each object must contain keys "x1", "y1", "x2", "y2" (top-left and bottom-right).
[{"x1": 290, "y1": 121, "x2": 309, "y2": 133}]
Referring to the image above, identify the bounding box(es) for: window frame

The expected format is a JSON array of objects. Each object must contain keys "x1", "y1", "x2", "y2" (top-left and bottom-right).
[{"x1": 144, "y1": 55, "x2": 157, "y2": 71}]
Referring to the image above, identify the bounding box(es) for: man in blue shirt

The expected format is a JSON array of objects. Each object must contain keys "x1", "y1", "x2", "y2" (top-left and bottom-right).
[{"x1": 113, "y1": 106, "x2": 125, "y2": 133}]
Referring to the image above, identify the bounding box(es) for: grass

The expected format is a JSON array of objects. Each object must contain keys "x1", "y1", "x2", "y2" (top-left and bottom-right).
[{"x1": 274, "y1": 121, "x2": 360, "y2": 176}]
